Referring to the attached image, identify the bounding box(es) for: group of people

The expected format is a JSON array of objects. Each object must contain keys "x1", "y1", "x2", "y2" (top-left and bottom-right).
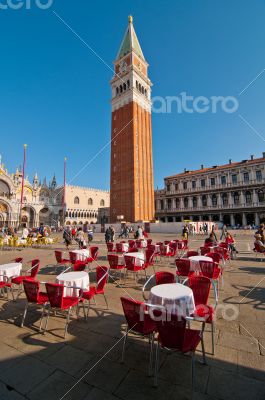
[
  {"x1": 254, "y1": 223, "x2": 265, "y2": 252},
  {"x1": 63, "y1": 226, "x2": 94, "y2": 249},
  {"x1": 105, "y1": 224, "x2": 148, "y2": 243}
]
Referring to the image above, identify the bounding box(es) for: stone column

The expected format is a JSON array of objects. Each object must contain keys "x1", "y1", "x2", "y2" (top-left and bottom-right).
[
  {"x1": 172, "y1": 198, "x2": 176, "y2": 211},
  {"x1": 242, "y1": 212, "x2": 247, "y2": 227},
  {"x1": 255, "y1": 213, "x2": 260, "y2": 226},
  {"x1": 230, "y1": 214, "x2": 235, "y2": 226}
]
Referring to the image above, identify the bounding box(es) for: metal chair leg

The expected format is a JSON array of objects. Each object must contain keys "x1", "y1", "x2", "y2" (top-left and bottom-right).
[
  {"x1": 39, "y1": 304, "x2": 46, "y2": 332},
  {"x1": 148, "y1": 333, "x2": 154, "y2": 376},
  {"x1": 154, "y1": 341, "x2": 160, "y2": 387},
  {"x1": 43, "y1": 307, "x2": 51, "y2": 334},
  {"x1": 191, "y1": 353, "x2": 195, "y2": 399},
  {"x1": 64, "y1": 308, "x2": 71, "y2": 339},
  {"x1": 21, "y1": 303, "x2": 28, "y2": 327},
  {"x1": 121, "y1": 325, "x2": 128, "y2": 363},
  {"x1": 104, "y1": 294, "x2": 109, "y2": 309},
  {"x1": 211, "y1": 322, "x2": 215, "y2": 355}
]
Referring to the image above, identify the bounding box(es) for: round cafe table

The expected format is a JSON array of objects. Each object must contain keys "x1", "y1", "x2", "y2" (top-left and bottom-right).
[
  {"x1": 56, "y1": 271, "x2": 89, "y2": 296},
  {"x1": 0, "y1": 263, "x2": 22, "y2": 280},
  {"x1": 125, "y1": 252, "x2": 145, "y2": 266},
  {"x1": 71, "y1": 249, "x2": 90, "y2": 261},
  {"x1": 149, "y1": 283, "x2": 195, "y2": 316},
  {"x1": 189, "y1": 255, "x2": 212, "y2": 272}
]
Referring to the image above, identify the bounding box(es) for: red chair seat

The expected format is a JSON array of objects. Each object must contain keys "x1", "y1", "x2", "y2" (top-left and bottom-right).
[
  {"x1": 12, "y1": 276, "x2": 33, "y2": 285},
  {"x1": 192, "y1": 304, "x2": 214, "y2": 323},
  {"x1": 37, "y1": 292, "x2": 49, "y2": 304},
  {"x1": 61, "y1": 297, "x2": 79, "y2": 309},
  {"x1": 82, "y1": 286, "x2": 97, "y2": 300},
  {"x1": 182, "y1": 329, "x2": 202, "y2": 353},
  {"x1": 0, "y1": 282, "x2": 11, "y2": 288}
]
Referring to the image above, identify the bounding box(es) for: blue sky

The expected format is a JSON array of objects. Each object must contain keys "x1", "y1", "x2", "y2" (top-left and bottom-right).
[{"x1": 1, "y1": 0, "x2": 265, "y2": 189}]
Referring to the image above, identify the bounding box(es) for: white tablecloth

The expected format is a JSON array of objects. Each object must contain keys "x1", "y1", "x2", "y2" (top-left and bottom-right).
[
  {"x1": 56, "y1": 271, "x2": 89, "y2": 296},
  {"x1": 189, "y1": 255, "x2": 212, "y2": 272},
  {"x1": 136, "y1": 240, "x2": 147, "y2": 249},
  {"x1": 71, "y1": 249, "x2": 90, "y2": 261},
  {"x1": 125, "y1": 252, "x2": 145, "y2": 266},
  {"x1": 149, "y1": 283, "x2": 195, "y2": 316},
  {"x1": 119, "y1": 243, "x2": 129, "y2": 252},
  {"x1": 0, "y1": 263, "x2": 22, "y2": 280}
]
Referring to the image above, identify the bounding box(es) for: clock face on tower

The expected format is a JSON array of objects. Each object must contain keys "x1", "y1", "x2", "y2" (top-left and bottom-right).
[{"x1": 119, "y1": 61, "x2": 127, "y2": 74}]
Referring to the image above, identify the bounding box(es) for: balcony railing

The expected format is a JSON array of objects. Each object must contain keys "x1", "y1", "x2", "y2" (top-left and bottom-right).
[{"x1": 156, "y1": 201, "x2": 265, "y2": 213}]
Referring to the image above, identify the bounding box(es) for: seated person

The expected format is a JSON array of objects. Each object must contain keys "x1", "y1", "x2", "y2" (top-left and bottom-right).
[
  {"x1": 225, "y1": 232, "x2": 238, "y2": 255},
  {"x1": 254, "y1": 234, "x2": 265, "y2": 252},
  {"x1": 204, "y1": 233, "x2": 217, "y2": 247}
]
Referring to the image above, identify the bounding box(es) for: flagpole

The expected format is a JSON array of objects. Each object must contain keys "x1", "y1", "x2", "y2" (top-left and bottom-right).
[
  {"x1": 19, "y1": 144, "x2": 27, "y2": 227},
  {"x1": 62, "y1": 157, "x2": 67, "y2": 226}
]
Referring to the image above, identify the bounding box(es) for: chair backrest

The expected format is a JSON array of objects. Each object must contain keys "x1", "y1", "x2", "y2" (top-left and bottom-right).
[
  {"x1": 177, "y1": 242, "x2": 185, "y2": 250},
  {"x1": 254, "y1": 242, "x2": 263, "y2": 252},
  {"x1": 23, "y1": 279, "x2": 40, "y2": 303},
  {"x1": 116, "y1": 243, "x2": 124, "y2": 252},
  {"x1": 124, "y1": 255, "x2": 138, "y2": 271},
  {"x1": 155, "y1": 271, "x2": 175, "y2": 285},
  {"x1": 30, "y1": 259, "x2": 40, "y2": 278},
  {"x1": 186, "y1": 251, "x2": 199, "y2": 258},
  {"x1": 206, "y1": 252, "x2": 221, "y2": 264},
  {"x1": 73, "y1": 262, "x2": 86, "y2": 272},
  {"x1": 120, "y1": 297, "x2": 147, "y2": 333},
  {"x1": 182, "y1": 240, "x2": 188, "y2": 249},
  {"x1": 128, "y1": 240, "x2": 136, "y2": 248},
  {"x1": 69, "y1": 251, "x2": 78, "y2": 264},
  {"x1": 45, "y1": 283, "x2": 64, "y2": 308},
  {"x1": 129, "y1": 248, "x2": 139, "y2": 253},
  {"x1": 15, "y1": 257, "x2": 23, "y2": 263},
  {"x1": 175, "y1": 259, "x2": 191, "y2": 276},
  {"x1": 147, "y1": 239, "x2": 152, "y2": 245},
  {"x1": 219, "y1": 242, "x2": 229, "y2": 249},
  {"x1": 107, "y1": 242, "x2": 115, "y2": 252},
  {"x1": 187, "y1": 276, "x2": 211, "y2": 306},
  {"x1": 164, "y1": 240, "x2": 170, "y2": 245},
  {"x1": 55, "y1": 250, "x2": 63, "y2": 263},
  {"x1": 199, "y1": 261, "x2": 215, "y2": 279},
  {"x1": 90, "y1": 246, "x2": 99, "y2": 260},
  {"x1": 200, "y1": 247, "x2": 208, "y2": 256},
  {"x1": 156, "y1": 313, "x2": 187, "y2": 351},
  {"x1": 96, "y1": 266, "x2": 108, "y2": 291},
  {"x1": 108, "y1": 254, "x2": 123, "y2": 268},
  {"x1": 145, "y1": 249, "x2": 155, "y2": 265}
]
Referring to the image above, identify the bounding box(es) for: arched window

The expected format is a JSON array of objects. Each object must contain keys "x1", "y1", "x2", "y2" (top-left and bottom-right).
[
  {"x1": 222, "y1": 193, "x2": 228, "y2": 206},
  {"x1": 245, "y1": 191, "x2": 252, "y2": 204},
  {"x1": 202, "y1": 195, "x2": 207, "y2": 207},
  {"x1": 120, "y1": 84, "x2": 123, "y2": 93},
  {"x1": 65, "y1": 211, "x2": 68, "y2": 217},
  {"x1": 175, "y1": 198, "x2": 180, "y2": 208},
  {"x1": 123, "y1": 83, "x2": 126, "y2": 91},
  {"x1": 116, "y1": 87, "x2": 119, "y2": 95},
  {"x1": 141, "y1": 86, "x2": 144, "y2": 94},
  {"x1": 192, "y1": 197, "x2": 197, "y2": 208},
  {"x1": 138, "y1": 83, "x2": 142, "y2": 92},
  {"x1": 136, "y1": 81, "x2": 138, "y2": 89},
  {"x1": 74, "y1": 196, "x2": 79, "y2": 205},
  {"x1": 258, "y1": 190, "x2": 264, "y2": 203},
  {"x1": 100, "y1": 199, "x2": 105, "y2": 207},
  {"x1": 233, "y1": 192, "x2": 240, "y2": 205},
  {"x1": 144, "y1": 89, "x2": 147, "y2": 97},
  {"x1": 184, "y1": 197, "x2": 189, "y2": 208},
  {"x1": 212, "y1": 194, "x2": 217, "y2": 206},
  {"x1": 88, "y1": 198, "x2": 93, "y2": 205},
  {"x1": 127, "y1": 80, "x2": 130, "y2": 88}
]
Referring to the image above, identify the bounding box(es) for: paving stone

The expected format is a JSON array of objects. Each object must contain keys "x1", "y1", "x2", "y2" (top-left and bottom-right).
[
  {"x1": 0, "y1": 356, "x2": 55, "y2": 395},
  {"x1": 207, "y1": 367, "x2": 265, "y2": 400},
  {"x1": 0, "y1": 382, "x2": 25, "y2": 400},
  {"x1": 0, "y1": 343, "x2": 25, "y2": 372},
  {"x1": 218, "y1": 331, "x2": 259, "y2": 354},
  {"x1": 27, "y1": 369, "x2": 91, "y2": 400},
  {"x1": 46, "y1": 344, "x2": 93, "y2": 375},
  {"x1": 206, "y1": 345, "x2": 238, "y2": 372},
  {"x1": 83, "y1": 387, "x2": 120, "y2": 400},
  {"x1": 238, "y1": 351, "x2": 265, "y2": 381}
]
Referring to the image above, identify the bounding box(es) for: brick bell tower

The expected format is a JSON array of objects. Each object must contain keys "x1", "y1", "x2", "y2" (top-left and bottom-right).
[{"x1": 110, "y1": 15, "x2": 155, "y2": 223}]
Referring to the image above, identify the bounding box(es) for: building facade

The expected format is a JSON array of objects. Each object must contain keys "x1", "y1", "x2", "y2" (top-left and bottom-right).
[
  {"x1": 109, "y1": 16, "x2": 155, "y2": 223},
  {"x1": 64, "y1": 185, "x2": 110, "y2": 226},
  {"x1": 155, "y1": 154, "x2": 265, "y2": 227},
  {"x1": 0, "y1": 160, "x2": 110, "y2": 228}
]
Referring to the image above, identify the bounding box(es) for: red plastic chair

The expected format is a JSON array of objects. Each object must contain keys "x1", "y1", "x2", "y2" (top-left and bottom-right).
[
  {"x1": 182, "y1": 239, "x2": 189, "y2": 249},
  {"x1": 175, "y1": 259, "x2": 194, "y2": 282},
  {"x1": 199, "y1": 260, "x2": 222, "y2": 296},
  {"x1": 107, "y1": 242, "x2": 115, "y2": 252},
  {"x1": 186, "y1": 251, "x2": 199, "y2": 258},
  {"x1": 120, "y1": 297, "x2": 156, "y2": 375},
  {"x1": 124, "y1": 255, "x2": 147, "y2": 284},
  {"x1": 82, "y1": 266, "x2": 109, "y2": 315},
  {"x1": 142, "y1": 271, "x2": 175, "y2": 300},
  {"x1": 73, "y1": 262, "x2": 87, "y2": 272},
  {"x1": 11, "y1": 259, "x2": 40, "y2": 300},
  {"x1": 116, "y1": 243, "x2": 125, "y2": 253},
  {"x1": 43, "y1": 282, "x2": 85, "y2": 338},
  {"x1": 12, "y1": 257, "x2": 23, "y2": 263},
  {"x1": 21, "y1": 279, "x2": 49, "y2": 328},
  {"x1": 107, "y1": 254, "x2": 125, "y2": 281},
  {"x1": 128, "y1": 240, "x2": 136, "y2": 250},
  {"x1": 184, "y1": 275, "x2": 217, "y2": 354},
  {"x1": 55, "y1": 250, "x2": 70, "y2": 265},
  {"x1": 154, "y1": 312, "x2": 206, "y2": 390},
  {"x1": 147, "y1": 239, "x2": 152, "y2": 245},
  {"x1": 87, "y1": 246, "x2": 99, "y2": 262},
  {"x1": 200, "y1": 247, "x2": 209, "y2": 256},
  {"x1": 69, "y1": 251, "x2": 78, "y2": 265},
  {"x1": 0, "y1": 275, "x2": 12, "y2": 300},
  {"x1": 254, "y1": 242, "x2": 265, "y2": 261},
  {"x1": 143, "y1": 249, "x2": 156, "y2": 273},
  {"x1": 206, "y1": 252, "x2": 222, "y2": 264}
]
